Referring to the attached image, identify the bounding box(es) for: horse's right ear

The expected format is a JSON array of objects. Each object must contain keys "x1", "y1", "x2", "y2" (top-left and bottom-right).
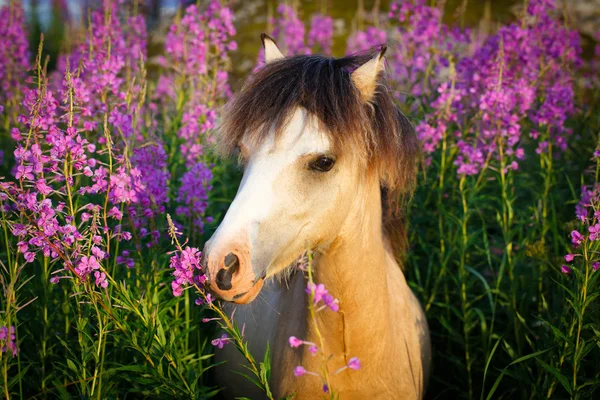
[{"x1": 261, "y1": 33, "x2": 285, "y2": 63}]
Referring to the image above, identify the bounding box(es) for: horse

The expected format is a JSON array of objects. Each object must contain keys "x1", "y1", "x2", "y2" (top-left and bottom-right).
[{"x1": 203, "y1": 34, "x2": 431, "y2": 399}]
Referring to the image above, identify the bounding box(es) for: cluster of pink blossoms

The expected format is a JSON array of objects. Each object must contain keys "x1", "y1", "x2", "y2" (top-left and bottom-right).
[
  {"x1": 159, "y1": 1, "x2": 237, "y2": 234},
  {"x1": 562, "y1": 182, "x2": 600, "y2": 275},
  {"x1": 270, "y1": 4, "x2": 310, "y2": 56},
  {"x1": 411, "y1": 0, "x2": 580, "y2": 176},
  {"x1": 306, "y1": 282, "x2": 339, "y2": 312},
  {"x1": 0, "y1": 1, "x2": 162, "y2": 290},
  {"x1": 346, "y1": 27, "x2": 387, "y2": 53},
  {"x1": 0, "y1": 326, "x2": 18, "y2": 357},
  {"x1": 169, "y1": 245, "x2": 206, "y2": 298},
  {"x1": 162, "y1": 1, "x2": 235, "y2": 150},
  {"x1": 257, "y1": 5, "x2": 335, "y2": 67},
  {"x1": 0, "y1": 1, "x2": 29, "y2": 116},
  {"x1": 307, "y1": 14, "x2": 334, "y2": 54},
  {"x1": 291, "y1": 274, "x2": 359, "y2": 393}
]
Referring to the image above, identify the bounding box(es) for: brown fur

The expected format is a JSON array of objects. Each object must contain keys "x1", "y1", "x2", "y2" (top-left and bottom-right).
[{"x1": 218, "y1": 50, "x2": 419, "y2": 262}]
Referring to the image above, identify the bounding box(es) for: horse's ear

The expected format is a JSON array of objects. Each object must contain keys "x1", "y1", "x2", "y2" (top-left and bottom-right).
[
  {"x1": 261, "y1": 33, "x2": 285, "y2": 63},
  {"x1": 351, "y1": 46, "x2": 387, "y2": 102}
]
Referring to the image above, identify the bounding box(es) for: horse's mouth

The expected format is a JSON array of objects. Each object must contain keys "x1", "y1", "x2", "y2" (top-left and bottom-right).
[{"x1": 230, "y1": 278, "x2": 264, "y2": 304}]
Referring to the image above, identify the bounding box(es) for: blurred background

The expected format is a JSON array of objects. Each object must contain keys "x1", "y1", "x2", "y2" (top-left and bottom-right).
[{"x1": 7, "y1": 0, "x2": 600, "y2": 89}]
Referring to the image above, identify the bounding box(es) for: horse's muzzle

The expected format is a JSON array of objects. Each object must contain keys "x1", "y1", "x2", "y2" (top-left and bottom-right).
[{"x1": 204, "y1": 244, "x2": 264, "y2": 304}]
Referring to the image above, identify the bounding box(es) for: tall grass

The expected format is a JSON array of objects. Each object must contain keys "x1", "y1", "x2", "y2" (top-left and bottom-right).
[{"x1": 0, "y1": 0, "x2": 598, "y2": 398}]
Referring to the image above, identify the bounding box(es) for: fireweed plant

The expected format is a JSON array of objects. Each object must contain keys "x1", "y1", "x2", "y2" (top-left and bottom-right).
[
  {"x1": 288, "y1": 251, "x2": 361, "y2": 398},
  {"x1": 0, "y1": 0, "x2": 599, "y2": 398}
]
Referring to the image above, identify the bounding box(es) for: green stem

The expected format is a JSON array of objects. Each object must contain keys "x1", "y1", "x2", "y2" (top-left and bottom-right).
[{"x1": 459, "y1": 176, "x2": 473, "y2": 400}]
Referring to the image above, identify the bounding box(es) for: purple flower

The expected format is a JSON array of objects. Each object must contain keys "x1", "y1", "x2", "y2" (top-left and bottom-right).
[
  {"x1": 347, "y1": 27, "x2": 387, "y2": 53},
  {"x1": 211, "y1": 333, "x2": 230, "y2": 349},
  {"x1": 561, "y1": 265, "x2": 572, "y2": 274},
  {"x1": 308, "y1": 14, "x2": 334, "y2": 54},
  {"x1": 0, "y1": 326, "x2": 18, "y2": 357},
  {"x1": 176, "y1": 162, "x2": 213, "y2": 235},
  {"x1": 593, "y1": 262, "x2": 599, "y2": 271},
  {"x1": 129, "y1": 144, "x2": 170, "y2": 246},
  {"x1": 0, "y1": 2, "x2": 29, "y2": 114}
]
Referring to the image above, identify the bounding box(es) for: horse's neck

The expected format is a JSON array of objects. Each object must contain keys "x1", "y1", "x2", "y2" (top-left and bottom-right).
[{"x1": 308, "y1": 181, "x2": 395, "y2": 364}]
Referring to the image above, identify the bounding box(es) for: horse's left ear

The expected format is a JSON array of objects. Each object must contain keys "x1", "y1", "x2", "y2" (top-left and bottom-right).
[
  {"x1": 351, "y1": 46, "x2": 387, "y2": 102},
  {"x1": 261, "y1": 33, "x2": 285, "y2": 63}
]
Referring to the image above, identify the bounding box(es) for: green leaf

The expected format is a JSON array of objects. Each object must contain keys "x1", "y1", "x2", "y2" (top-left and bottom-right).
[
  {"x1": 537, "y1": 359, "x2": 572, "y2": 395},
  {"x1": 485, "y1": 348, "x2": 551, "y2": 400},
  {"x1": 232, "y1": 370, "x2": 263, "y2": 391},
  {"x1": 480, "y1": 336, "x2": 503, "y2": 400}
]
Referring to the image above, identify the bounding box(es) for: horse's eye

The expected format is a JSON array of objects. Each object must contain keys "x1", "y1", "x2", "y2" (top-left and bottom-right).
[{"x1": 309, "y1": 156, "x2": 336, "y2": 172}]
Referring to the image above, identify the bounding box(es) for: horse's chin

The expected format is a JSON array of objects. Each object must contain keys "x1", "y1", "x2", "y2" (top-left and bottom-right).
[
  {"x1": 264, "y1": 252, "x2": 309, "y2": 282},
  {"x1": 232, "y1": 278, "x2": 264, "y2": 304}
]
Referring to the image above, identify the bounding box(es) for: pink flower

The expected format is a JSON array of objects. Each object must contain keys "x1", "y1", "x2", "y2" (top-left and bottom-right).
[
  {"x1": 293, "y1": 366, "x2": 307, "y2": 377},
  {"x1": 564, "y1": 254, "x2": 575, "y2": 262},
  {"x1": 571, "y1": 230, "x2": 584, "y2": 247},
  {"x1": 288, "y1": 336, "x2": 303, "y2": 348},
  {"x1": 75, "y1": 255, "x2": 101, "y2": 278},
  {"x1": 348, "y1": 357, "x2": 361, "y2": 370},
  {"x1": 589, "y1": 224, "x2": 600, "y2": 241},
  {"x1": 324, "y1": 294, "x2": 340, "y2": 312},
  {"x1": 16, "y1": 241, "x2": 27, "y2": 253},
  {"x1": 108, "y1": 206, "x2": 123, "y2": 220},
  {"x1": 91, "y1": 246, "x2": 106, "y2": 259},
  {"x1": 561, "y1": 265, "x2": 572, "y2": 274},
  {"x1": 593, "y1": 262, "x2": 599, "y2": 272},
  {"x1": 306, "y1": 282, "x2": 340, "y2": 312},
  {"x1": 24, "y1": 251, "x2": 36, "y2": 263},
  {"x1": 94, "y1": 271, "x2": 108, "y2": 288}
]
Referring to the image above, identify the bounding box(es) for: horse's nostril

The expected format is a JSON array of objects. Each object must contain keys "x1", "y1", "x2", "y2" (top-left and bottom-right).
[
  {"x1": 216, "y1": 253, "x2": 240, "y2": 291},
  {"x1": 216, "y1": 268, "x2": 233, "y2": 290},
  {"x1": 224, "y1": 252, "x2": 240, "y2": 272}
]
